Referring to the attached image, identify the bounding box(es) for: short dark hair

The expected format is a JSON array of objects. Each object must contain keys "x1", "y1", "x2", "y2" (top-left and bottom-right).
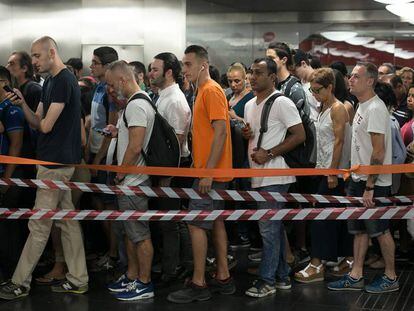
[
  {"x1": 209, "y1": 65, "x2": 220, "y2": 84},
  {"x1": 357, "y1": 61, "x2": 378, "y2": 85},
  {"x1": 93, "y1": 46, "x2": 118, "y2": 65},
  {"x1": 390, "y1": 75, "x2": 403, "y2": 88},
  {"x1": 253, "y1": 57, "x2": 277, "y2": 75},
  {"x1": 184, "y1": 45, "x2": 209, "y2": 61},
  {"x1": 154, "y1": 52, "x2": 182, "y2": 82},
  {"x1": 381, "y1": 62, "x2": 395, "y2": 74},
  {"x1": 310, "y1": 56, "x2": 322, "y2": 69},
  {"x1": 375, "y1": 81, "x2": 397, "y2": 110},
  {"x1": 330, "y1": 61, "x2": 348, "y2": 77},
  {"x1": 11, "y1": 51, "x2": 34, "y2": 79},
  {"x1": 66, "y1": 58, "x2": 83, "y2": 71},
  {"x1": 129, "y1": 61, "x2": 146, "y2": 75},
  {"x1": 332, "y1": 69, "x2": 350, "y2": 103},
  {"x1": 293, "y1": 49, "x2": 310, "y2": 66},
  {"x1": 267, "y1": 42, "x2": 293, "y2": 67},
  {"x1": 0, "y1": 66, "x2": 12, "y2": 84}
]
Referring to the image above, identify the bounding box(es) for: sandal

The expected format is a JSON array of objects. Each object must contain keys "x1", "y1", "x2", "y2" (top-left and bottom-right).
[
  {"x1": 330, "y1": 259, "x2": 353, "y2": 277},
  {"x1": 294, "y1": 262, "x2": 324, "y2": 283}
]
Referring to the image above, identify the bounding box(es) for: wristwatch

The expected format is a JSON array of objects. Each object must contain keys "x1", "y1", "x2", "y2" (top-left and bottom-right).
[
  {"x1": 365, "y1": 186, "x2": 374, "y2": 191},
  {"x1": 267, "y1": 149, "x2": 275, "y2": 159}
]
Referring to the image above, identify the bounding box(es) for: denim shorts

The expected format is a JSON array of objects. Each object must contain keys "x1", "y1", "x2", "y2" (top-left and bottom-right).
[
  {"x1": 347, "y1": 180, "x2": 391, "y2": 238},
  {"x1": 187, "y1": 179, "x2": 227, "y2": 230}
]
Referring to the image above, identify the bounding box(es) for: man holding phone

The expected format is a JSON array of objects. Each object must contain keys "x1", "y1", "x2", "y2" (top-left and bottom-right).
[{"x1": 0, "y1": 36, "x2": 88, "y2": 300}]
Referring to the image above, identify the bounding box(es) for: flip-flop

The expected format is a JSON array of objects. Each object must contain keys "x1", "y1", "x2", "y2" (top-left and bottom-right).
[{"x1": 35, "y1": 276, "x2": 65, "y2": 286}]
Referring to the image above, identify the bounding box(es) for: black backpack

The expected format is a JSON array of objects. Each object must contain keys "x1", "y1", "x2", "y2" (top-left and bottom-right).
[
  {"x1": 257, "y1": 92, "x2": 316, "y2": 168},
  {"x1": 123, "y1": 93, "x2": 180, "y2": 168}
]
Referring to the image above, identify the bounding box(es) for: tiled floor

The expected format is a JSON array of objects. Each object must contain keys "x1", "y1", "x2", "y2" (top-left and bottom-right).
[{"x1": 1, "y1": 253, "x2": 413, "y2": 311}]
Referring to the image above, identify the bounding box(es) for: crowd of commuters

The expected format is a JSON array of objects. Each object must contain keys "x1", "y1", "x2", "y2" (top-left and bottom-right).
[{"x1": 0, "y1": 35, "x2": 413, "y2": 303}]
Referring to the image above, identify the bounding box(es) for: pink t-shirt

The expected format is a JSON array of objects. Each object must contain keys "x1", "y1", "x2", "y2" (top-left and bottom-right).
[{"x1": 401, "y1": 119, "x2": 414, "y2": 146}]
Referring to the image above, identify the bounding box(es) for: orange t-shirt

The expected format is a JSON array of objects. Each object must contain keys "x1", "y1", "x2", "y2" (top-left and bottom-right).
[{"x1": 192, "y1": 79, "x2": 233, "y2": 182}]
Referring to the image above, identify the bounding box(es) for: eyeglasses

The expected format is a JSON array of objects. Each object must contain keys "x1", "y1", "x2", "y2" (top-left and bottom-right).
[
  {"x1": 309, "y1": 86, "x2": 324, "y2": 94},
  {"x1": 91, "y1": 60, "x2": 103, "y2": 66}
]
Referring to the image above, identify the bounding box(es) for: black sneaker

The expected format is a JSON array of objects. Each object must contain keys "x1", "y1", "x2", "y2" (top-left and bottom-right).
[
  {"x1": 167, "y1": 282, "x2": 212, "y2": 304},
  {"x1": 208, "y1": 277, "x2": 236, "y2": 295},
  {"x1": 0, "y1": 280, "x2": 29, "y2": 300},
  {"x1": 51, "y1": 279, "x2": 88, "y2": 294},
  {"x1": 229, "y1": 235, "x2": 251, "y2": 250},
  {"x1": 275, "y1": 276, "x2": 292, "y2": 290}
]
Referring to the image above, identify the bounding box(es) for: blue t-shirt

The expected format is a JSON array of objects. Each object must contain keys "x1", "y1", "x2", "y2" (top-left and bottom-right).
[
  {"x1": 90, "y1": 82, "x2": 117, "y2": 153},
  {"x1": 0, "y1": 99, "x2": 24, "y2": 173}
]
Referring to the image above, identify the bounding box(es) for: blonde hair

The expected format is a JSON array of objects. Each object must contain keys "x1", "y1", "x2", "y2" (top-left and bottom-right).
[
  {"x1": 227, "y1": 62, "x2": 246, "y2": 78},
  {"x1": 310, "y1": 67, "x2": 335, "y2": 89},
  {"x1": 399, "y1": 67, "x2": 414, "y2": 76}
]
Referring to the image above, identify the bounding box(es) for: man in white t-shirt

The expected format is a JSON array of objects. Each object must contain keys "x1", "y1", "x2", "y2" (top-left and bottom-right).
[
  {"x1": 327, "y1": 62, "x2": 398, "y2": 294},
  {"x1": 148, "y1": 52, "x2": 192, "y2": 285},
  {"x1": 104, "y1": 60, "x2": 156, "y2": 301},
  {"x1": 243, "y1": 57, "x2": 305, "y2": 298}
]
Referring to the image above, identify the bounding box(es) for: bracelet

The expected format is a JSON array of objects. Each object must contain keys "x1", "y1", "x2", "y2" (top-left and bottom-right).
[
  {"x1": 267, "y1": 149, "x2": 275, "y2": 159},
  {"x1": 365, "y1": 186, "x2": 374, "y2": 192}
]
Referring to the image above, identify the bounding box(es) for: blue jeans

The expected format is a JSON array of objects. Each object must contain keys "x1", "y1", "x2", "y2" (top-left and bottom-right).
[{"x1": 257, "y1": 184, "x2": 291, "y2": 285}]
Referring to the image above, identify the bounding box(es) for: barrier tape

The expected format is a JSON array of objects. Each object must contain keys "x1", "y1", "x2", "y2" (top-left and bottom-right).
[
  {"x1": 1, "y1": 206, "x2": 414, "y2": 221},
  {"x1": 2, "y1": 155, "x2": 414, "y2": 178},
  {"x1": 1, "y1": 177, "x2": 414, "y2": 205}
]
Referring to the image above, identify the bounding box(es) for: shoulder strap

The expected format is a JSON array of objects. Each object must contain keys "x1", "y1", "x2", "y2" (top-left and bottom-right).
[
  {"x1": 122, "y1": 93, "x2": 154, "y2": 128},
  {"x1": 256, "y1": 93, "x2": 284, "y2": 149},
  {"x1": 284, "y1": 76, "x2": 301, "y2": 97}
]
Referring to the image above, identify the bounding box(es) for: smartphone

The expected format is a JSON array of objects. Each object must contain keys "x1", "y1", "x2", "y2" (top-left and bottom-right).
[
  {"x1": 2, "y1": 85, "x2": 21, "y2": 100},
  {"x1": 93, "y1": 127, "x2": 112, "y2": 136}
]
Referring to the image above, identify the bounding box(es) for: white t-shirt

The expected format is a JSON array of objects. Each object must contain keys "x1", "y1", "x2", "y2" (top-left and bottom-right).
[
  {"x1": 117, "y1": 91, "x2": 155, "y2": 186},
  {"x1": 156, "y1": 83, "x2": 191, "y2": 158},
  {"x1": 303, "y1": 82, "x2": 320, "y2": 122},
  {"x1": 244, "y1": 90, "x2": 302, "y2": 188},
  {"x1": 351, "y1": 95, "x2": 392, "y2": 186}
]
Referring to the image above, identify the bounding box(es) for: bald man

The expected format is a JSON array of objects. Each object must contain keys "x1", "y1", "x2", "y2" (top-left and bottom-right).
[
  {"x1": 0, "y1": 36, "x2": 88, "y2": 299},
  {"x1": 104, "y1": 61, "x2": 156, "y2": 301}
]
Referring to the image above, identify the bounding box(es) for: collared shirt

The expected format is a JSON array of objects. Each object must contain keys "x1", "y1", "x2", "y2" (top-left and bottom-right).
[{"x1": 156, "y1": 83, "x2": 191, "y2": 158}]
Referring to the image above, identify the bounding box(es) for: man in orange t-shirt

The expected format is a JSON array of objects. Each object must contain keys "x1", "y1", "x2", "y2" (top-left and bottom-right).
[{"x1": 167, "y1": 45, "x2": 234, "y2": 304}]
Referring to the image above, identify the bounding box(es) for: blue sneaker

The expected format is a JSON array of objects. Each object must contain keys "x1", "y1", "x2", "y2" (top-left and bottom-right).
[
  {"x1": 327, "y1": 274, "x2": 364, "y2": 291},
  {"x1": 107, "y1": 274, "x2": 135, "y2": 293},
  {"x1": 114, "y1": 279, "x2": 154, "y2": 301},
  {"x1": 365, "y1": 275, "x2": 399, "y2": 294}
]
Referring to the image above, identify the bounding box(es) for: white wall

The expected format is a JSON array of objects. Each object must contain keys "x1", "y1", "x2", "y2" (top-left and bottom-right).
[{"x1": 0, "y1": 0, "x2": 186, "y2": 69}]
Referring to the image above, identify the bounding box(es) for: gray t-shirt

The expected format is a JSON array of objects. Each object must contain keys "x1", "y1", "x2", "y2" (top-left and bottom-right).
[{"x1": 117, "y1": 91, "x2": 155, "y2": 186}]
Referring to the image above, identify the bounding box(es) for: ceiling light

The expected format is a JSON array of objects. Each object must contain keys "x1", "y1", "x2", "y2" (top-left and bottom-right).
[
  {"x1": 374, "y1": 0, "x2": 412, "y2": 4},
  {"x1": 386, "y1": 3, "x2": 414, "y2": 19},
  {"x1": 345, "y1": 37, "x2": 375, "y2": 45},
  {"x1": 321, "y1": 31, "x2": 357, "y2": 41}
]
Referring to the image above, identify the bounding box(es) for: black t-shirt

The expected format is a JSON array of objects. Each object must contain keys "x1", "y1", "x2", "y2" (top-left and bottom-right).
[
  {"x1": 20, "y1": 80, "x2": 42, "y2": 112},
  {"x1": 37, "y1": 68, "x2": 81, "y2": 165}
]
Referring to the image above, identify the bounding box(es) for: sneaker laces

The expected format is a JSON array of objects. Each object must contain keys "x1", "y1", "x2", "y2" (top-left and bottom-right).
[
  {"x1": 4, "y1": 282, "x2": 19, "y2": 291},
  {"x1": 126, "y1": 280, "x2": 138, "y2": 291}
]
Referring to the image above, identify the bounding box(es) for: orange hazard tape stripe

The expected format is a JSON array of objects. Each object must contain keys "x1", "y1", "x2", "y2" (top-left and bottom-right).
[{"x1": 1, "y1": 155, "x2": 414, "y2": 178}]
